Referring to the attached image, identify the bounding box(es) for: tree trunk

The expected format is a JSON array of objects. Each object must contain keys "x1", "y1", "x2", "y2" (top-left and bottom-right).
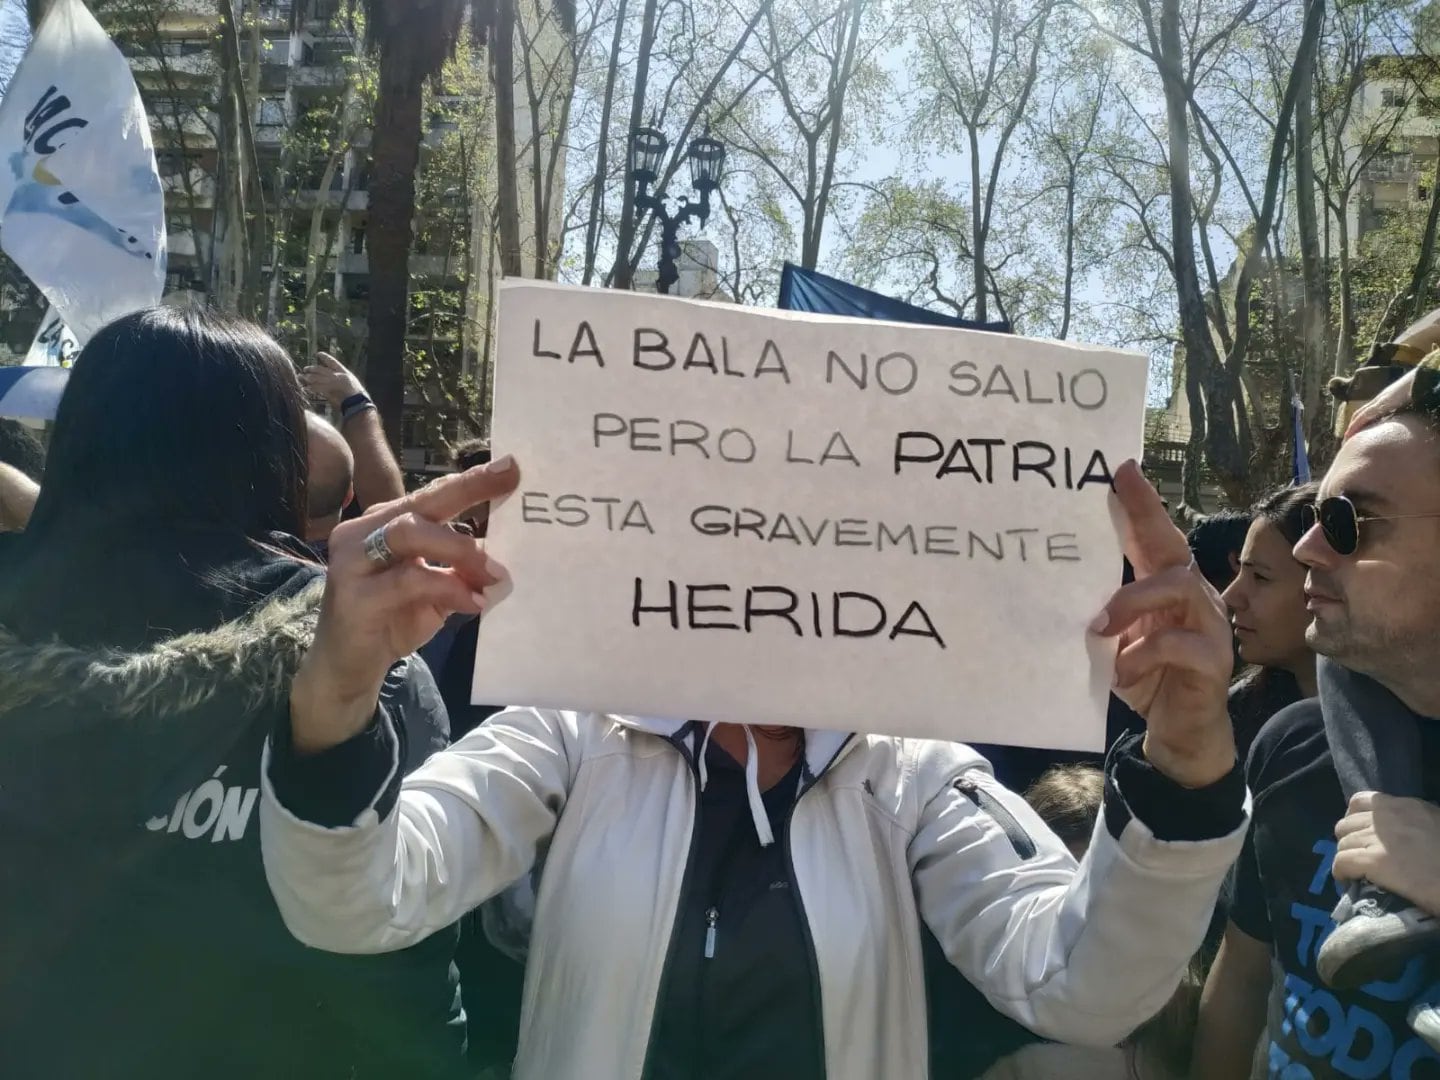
[
  {"x1": 968, "y1": 124, "x2": 986, "y2": 324},
  {"x1": 807, "y1": 0, "x2": 864, "y2": 270},
  {"x1": 1158, "y1": 0, "x2": 1242, "y2": 486},
  {"x1": 1293, "y1": 61, "x2": 1328, "y2": 447},
  {"x1": 217, "y1": 0, "x2": 267, "y2": 317},
  {"x1": 305, "y1": 149, "x2": 345, "y2": 356},
  {"x1": 1225, "y1": 0, "x2": 1322, "y2": 384},
  {"x1": 519, "y1": 3, "x2": 553, "y2": 278},
  {"x1": 1335, "y1": 196, "x2": 1356, "y2": 376},
  {"x1": 1406, "y1": 153, "x2": 1440, "y2": 324},
  {"x1": 1059, "y1": 162, "x2": 1077, "y2": 340},
  {"x1": 582, "y1": 0, "x2": 630, "y2": 285},
  {"x1": 493, "y1": 0, "x2": 523, "y2": 277},
  {"x1": 610, "y1": 0, "x2": 661, "y2": 289},
  {"x1": 366, "y1": 41, "x2": 426, "y2": 451}
]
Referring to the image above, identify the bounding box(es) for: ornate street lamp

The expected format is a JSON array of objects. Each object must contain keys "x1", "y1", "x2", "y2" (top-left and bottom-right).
[{"x1": 628, "y1": 123, "x2": 726, "y2": 295}]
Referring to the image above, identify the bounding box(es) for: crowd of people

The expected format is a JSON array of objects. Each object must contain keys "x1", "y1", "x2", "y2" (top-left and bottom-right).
[{"x1": 1, "y1": 302, "x2": 1440, "y2": 1080}]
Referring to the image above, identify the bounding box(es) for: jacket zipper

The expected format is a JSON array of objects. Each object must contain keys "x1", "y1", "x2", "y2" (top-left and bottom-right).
[
  {"x1": 639, "y1": 728, "x2": 705, "y2": 1080},
  {"x1": 955, "y1": 776, "x2": 1037, "y2": 860},
  {"x1": 640, "y1": 730, "x2": 855, "y2": 1080},
  {"x1": 781, "y1": 733, "x2": 854, "y2": 1080},
  {"x1": 704, "y1": 907, "x2": 719, "y2": 959}
]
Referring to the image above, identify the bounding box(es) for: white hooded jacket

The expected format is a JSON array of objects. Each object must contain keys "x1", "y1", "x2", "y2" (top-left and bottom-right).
[{"x1": 261, "y1": 709, "x2": 1248, "y2": 1080}]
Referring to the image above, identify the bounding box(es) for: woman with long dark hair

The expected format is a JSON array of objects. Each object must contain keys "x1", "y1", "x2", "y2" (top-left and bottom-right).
[
  {"x1": 1221, "y1": 483, "x2": 1321, "y2": 758},
  {"x1": 0, "y1": 308, "x2": 465, "y2": 1079}
]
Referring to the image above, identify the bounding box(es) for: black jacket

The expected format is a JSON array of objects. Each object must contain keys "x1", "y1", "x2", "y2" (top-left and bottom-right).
[{"x1": 0, "y1": 529, "x2": 466, "y2": 1079}]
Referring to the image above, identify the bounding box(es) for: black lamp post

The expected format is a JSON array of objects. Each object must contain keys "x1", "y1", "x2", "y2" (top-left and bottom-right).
[{"x1": 629, "y1": 123, "x2": 726, "y2": 295}]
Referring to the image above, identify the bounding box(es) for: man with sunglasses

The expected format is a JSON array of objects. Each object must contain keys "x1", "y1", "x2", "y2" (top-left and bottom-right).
[{"x1": 1193, "y1": 357, "x2": 1440, "y2": 1077}]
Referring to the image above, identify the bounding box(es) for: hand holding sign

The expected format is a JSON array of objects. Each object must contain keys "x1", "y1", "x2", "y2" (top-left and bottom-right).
[
  {"x1": 290, "y1": 459, "x2": 519, "y2": 755},
  {"x1": 1093, "y1": 461, "x2": 1236, "y2": 788}
]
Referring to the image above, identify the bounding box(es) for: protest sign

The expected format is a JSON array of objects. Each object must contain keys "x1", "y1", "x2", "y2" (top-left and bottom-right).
[{"x1": 473, "y1": 282, "x2": 1148, "y2": 750}]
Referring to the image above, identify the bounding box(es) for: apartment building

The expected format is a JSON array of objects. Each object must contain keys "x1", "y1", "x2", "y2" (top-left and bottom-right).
[
  {"x1": 1333, "y1": 56, "x2": 1440, "y2": 248},
  {"x1": 99, "y1": 0, "x2": 567, "y2": 470}
]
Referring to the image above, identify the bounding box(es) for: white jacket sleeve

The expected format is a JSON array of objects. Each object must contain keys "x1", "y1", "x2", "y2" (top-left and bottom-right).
[
  {"x1": 909, "y1": 745, "x2": 1249, "y2": 1048},
  {"x1": 260, "y1": 707, "x2": 576, "y2": 955}
]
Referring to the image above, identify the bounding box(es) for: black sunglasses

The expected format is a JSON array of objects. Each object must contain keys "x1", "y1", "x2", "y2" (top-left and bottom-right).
[{"x1": 1301, "y1": 495, "x2": 1440, "y2": 556}]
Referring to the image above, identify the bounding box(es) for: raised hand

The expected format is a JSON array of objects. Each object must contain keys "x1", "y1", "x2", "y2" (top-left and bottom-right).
[
  {"x1": 300, "y1": 351, "x2": 366, "y2": 411},
  {"x1": 290, "y1": 457, "x2": 520, "y2": 754},
  {"x1": 1091, "y1": 460, "x2": 1236, "y2": 788}
]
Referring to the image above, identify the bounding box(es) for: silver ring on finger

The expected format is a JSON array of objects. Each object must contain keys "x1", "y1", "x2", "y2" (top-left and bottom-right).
[{"x1": 362, "y1": 524, "x2": 396, "y2": 568}]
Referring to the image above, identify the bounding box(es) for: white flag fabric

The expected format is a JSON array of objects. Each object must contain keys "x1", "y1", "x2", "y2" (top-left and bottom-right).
[
  {"x1": 0, "y1": 0, "x2": 164, "y2": 346},
  {"x1": 23, "y1": 303, "x2": 78, "y2": 366}
]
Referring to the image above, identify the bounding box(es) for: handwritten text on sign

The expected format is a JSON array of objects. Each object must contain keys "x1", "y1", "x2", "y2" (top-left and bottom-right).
[{"x1": 473, "y1": 282, "x2": 1147, "y2": 750}]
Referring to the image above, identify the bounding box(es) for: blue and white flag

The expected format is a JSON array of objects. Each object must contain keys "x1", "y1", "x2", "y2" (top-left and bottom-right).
[
  {"x1": 0, "y1": 0, "x2": 165, "y2": 347},
  {"x1": 0, "y1": 0, "x2": 164, "y2": 418},
  {"x1": 0, "y1": 363, "x2": 67, "y2": 419},
  {"x1": 23, "y1": 302, "x2": 78, "y2": 366},
  {"x1": 1291, "y1": 386, "x2": 1311, "y2": 484}
]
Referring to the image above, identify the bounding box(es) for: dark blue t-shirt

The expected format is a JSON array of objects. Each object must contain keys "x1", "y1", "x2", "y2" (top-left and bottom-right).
[{"x1": 1232, "y1": 701, "x2": 1440, "y2": 1079}]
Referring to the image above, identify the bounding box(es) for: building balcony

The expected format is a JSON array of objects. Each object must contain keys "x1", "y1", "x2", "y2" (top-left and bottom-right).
[
  {"x1": 293, "y1": 187, "x2": 369, "y2": 212},
  {"x1": 256, "y1": 122, "x2": 286, "y2": 147},
  {"x1": 257, "y1": 2, "x2": 294, "y2": 26},
  {"x1": 410, "y1": 253, "x2": 467, "y2": 278},
  {"x1": 162, "y1": 170, "x2": 216, "y2": 207},
  {"x1": 148, "y1": 110, "x2": 217, "y2": 148},
  {"x1": 129, "y1": 52, "x2": 214, "y2": 79},
  {"x1": 167, "y1": 230, "x2": 202, "y2": 258},
  {"x1": 166, "y1": 0, "x2": 221, "y2": 16},
  {"x1": 291, "y1": 65, "x2": 347, "y2": 90},
  {"x1": 340, "y1": 251, "x2": 368, "y2": 274}
]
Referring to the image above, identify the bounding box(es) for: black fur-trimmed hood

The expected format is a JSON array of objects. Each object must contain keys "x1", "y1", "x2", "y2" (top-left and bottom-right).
[{"x1": 0, "y1": 578, "x2": 325, "y2": 720}]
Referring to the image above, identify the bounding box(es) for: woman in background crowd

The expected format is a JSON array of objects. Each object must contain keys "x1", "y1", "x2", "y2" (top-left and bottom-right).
[
  {"x1": 0, "y1": 308, "x2": 465, "y2": 1079},
  {"x1": 1221, "y1": 483, "x2": 1321, "y2": 758}
]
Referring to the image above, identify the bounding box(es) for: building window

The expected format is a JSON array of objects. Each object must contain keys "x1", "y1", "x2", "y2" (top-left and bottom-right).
[
  {"x1": 257, "y1": 98, "x2": 286, "y2": 126},
  {"x1": 160, "y1": 40, "x2": 209, "y2": 58},
  {"x1": 351, "y1": 227, "x2": 366, "y2": 254},
  {"x1": 155, "y1": 152, "x2": 190, "y2": 179},
  {"x1": 1382, "y1": 88, "x2": 1409, "y2": 108}
]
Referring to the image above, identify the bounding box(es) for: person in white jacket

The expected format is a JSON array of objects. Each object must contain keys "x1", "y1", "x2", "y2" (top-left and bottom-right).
[{"x1": 261, "y1": 456, "x2": 1251, "y2": 1080}]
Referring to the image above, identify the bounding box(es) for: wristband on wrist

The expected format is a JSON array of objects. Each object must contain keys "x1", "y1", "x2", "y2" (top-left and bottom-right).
[{"x1": 340, "y1": 393, "x2": 374, "y2": 423}]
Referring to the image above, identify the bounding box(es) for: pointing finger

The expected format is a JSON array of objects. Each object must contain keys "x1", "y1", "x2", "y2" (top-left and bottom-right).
[
  {"x1": 1090, "y1": 563, "x2": 1223, "y2": 638},
  {"x1": 352, "y1": 457, "x2": 520, "y2": 531},
  {"x1": 1114, "y1": 459, "x2": 1190, "y2": 577},
  {"x1": 316, "y1": 351, "x2": 346, "y2": 373}
]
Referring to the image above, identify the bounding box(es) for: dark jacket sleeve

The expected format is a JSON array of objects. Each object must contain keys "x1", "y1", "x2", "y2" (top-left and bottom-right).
[
  {"x1": 1105, "y1": 732, "x2": 1247, "y2": 843},
  {"x1": 268, "y1": 656, "x2": 451, "y2": 828}
]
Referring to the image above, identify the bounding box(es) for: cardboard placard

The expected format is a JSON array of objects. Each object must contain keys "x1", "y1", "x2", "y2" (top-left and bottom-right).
[{"x1": 473, "y1": 281, "x2": 1147, "y2": 750}]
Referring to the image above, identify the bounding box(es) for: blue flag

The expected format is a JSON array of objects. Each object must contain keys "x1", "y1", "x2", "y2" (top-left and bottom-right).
[
  {"x1": 777, "y1": 263, "x2": 1011, "y2": 334},
  {"x1": 1290, "y1": 373, "x2": 1311, "y2": 483}
]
